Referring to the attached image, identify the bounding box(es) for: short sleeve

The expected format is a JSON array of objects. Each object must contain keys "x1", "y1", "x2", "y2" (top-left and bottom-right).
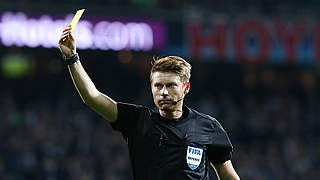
[
  {"x1": 207, "y1": 119, "x2": 233, "y2": 164},
  {"x1": 110, "y1": 102, "x2": 144, "y2": 138}
]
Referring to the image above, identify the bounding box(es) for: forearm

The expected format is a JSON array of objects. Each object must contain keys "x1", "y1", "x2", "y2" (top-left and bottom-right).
[
  {"x1": 68, "y1": 60, "x2": 99, "y2": 103},
  {"x1": 212, "y1": 161, "x2": 240, "y2": 180},
  {"x1": 67, "y1": 60, "x2": 118, "y2": 122}
]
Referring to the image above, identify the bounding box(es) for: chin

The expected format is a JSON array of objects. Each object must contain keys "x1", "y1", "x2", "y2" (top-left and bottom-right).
[{"x1": 159, "y1": 104, "x2": 174, "y2": 111}]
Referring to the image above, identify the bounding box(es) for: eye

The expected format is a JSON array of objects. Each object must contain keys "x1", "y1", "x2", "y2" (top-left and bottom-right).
[
  {"x1": 154, "y1": 83, "x2": 163, "y2": 89},
  {"x1": 167, "y1": 83, "x2": 176, "y2": 88}
]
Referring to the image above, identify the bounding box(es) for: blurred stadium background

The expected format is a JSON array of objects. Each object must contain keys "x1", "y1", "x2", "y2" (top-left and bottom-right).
[{"x1": 1, "y1": 0, "x2": 320, "y2": 179}]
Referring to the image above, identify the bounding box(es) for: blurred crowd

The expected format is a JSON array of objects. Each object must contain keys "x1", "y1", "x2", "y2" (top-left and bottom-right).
[
  {"x1": 2, "y1": 0, "x2": 320, "y2": 14},
  {"x1": 0, "y1": 50, "x2": 319, "y2": 180}
]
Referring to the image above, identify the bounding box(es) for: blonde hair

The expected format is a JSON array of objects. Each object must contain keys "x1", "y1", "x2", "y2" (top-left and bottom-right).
[{"x1": 150, "y1": 56, "x2": 191, "y2": 83}]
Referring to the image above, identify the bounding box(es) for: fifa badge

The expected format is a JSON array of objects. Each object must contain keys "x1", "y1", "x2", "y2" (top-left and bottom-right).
[{"x1": 186, "y1": 146, "x2": 203, "y2": 170}]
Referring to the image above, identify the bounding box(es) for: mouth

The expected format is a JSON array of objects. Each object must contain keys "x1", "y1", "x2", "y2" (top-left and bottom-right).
[{"x1": 158, "y1": 100, "x2": 173, "y2": 105}]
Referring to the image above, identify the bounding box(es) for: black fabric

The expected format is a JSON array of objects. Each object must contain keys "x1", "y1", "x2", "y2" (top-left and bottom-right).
[{"x1": 110, "y1": 102, "x2": 233, "y2": 180}]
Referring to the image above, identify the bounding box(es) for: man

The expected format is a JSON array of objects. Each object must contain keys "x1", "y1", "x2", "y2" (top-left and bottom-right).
[{"x1": 58, "y1": 26, "x2": 240, "y2": 180}]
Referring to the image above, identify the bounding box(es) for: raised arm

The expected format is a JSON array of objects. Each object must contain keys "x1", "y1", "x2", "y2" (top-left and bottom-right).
[{"x1": 58, "y1": 26, "x2": 118, "y2": 122}]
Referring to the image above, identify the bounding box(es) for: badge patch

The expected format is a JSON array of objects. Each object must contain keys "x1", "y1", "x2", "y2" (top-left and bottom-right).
[{"x1": 186, "y1": 146, "x2": 203, "y2": 170}]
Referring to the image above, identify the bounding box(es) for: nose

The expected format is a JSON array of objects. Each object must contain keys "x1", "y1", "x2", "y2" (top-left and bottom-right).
[{"x1": 160, "y1": 86, "x2": 168, "y2": 96}]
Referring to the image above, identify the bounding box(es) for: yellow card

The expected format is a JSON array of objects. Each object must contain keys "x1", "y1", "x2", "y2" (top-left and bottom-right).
[{"x1": 70, "y1": 9, "x2": 85, "y2": 31}]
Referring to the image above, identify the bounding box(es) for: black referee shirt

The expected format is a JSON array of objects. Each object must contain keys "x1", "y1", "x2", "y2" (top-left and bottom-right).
[{"x1": 110, "y1": 102, "x2": 233, "y2": 180}]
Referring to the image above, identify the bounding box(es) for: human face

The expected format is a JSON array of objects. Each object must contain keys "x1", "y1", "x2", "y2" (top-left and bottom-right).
[{"x1": 151, "y1": 71, "x2": 186, "y2": 111}]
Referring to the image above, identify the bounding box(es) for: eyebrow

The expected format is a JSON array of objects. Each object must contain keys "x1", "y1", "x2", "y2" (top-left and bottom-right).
[{"x1": 153, "y1": 82, "x2": 177, "y2": 86}]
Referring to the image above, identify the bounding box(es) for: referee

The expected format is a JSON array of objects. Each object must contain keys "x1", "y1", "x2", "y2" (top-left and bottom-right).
[{"x1": 58, "y1": 26, "x2": 240, "y2": 180}]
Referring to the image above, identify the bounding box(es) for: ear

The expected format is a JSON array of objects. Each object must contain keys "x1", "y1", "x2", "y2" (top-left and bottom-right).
[{"x1": 184, "y1": 82, "x2": 190, "y2": 94}]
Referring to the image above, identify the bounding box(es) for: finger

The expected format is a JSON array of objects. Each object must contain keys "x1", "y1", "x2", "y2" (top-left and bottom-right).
[
  {"x1": 61, "y1": 30, "x2": 72, "y2": 38},
  {"x1": 66, "y1": 25, "x2": 72, "y2": 31},
  {"x1": 58, "y1": 38, "x2": 65, "y2": 44},
  {"x1": 59, "y1": 37, "x2": 69, "y2": 43},
  {"x1": 59, "y1": 32, "x2": 69, "y2": 40},
  {"x1": 60, "y1": 34, "x2": 69, "y2": 40},
  {"x1": 60, "y1": 33, "x2": 67, "y2": 39},
  {"x1": 68, "y1": 31, "x2": 74, "y2": 40},
  {"x1": 62, "y1": 26, "x2": 71, "y2": 33},
  {"x1": 59, "y1": 35, "x2": 70, "y2": 44},
  {"x1": 62, "y1": 28, "x2": 71, "y2": 33},
  {"x1": 61, "y1": 31, "x2": 70, "y2": 37}
]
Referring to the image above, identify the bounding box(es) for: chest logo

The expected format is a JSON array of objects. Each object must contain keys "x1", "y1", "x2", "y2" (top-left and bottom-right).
[{"x1": 186, "y1": 146, "x2": 203, "y2": 170}]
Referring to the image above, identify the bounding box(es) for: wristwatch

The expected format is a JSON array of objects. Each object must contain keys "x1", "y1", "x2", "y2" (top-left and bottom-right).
[{"x1": 63, "y1": 53, "x2": 79, "y2": 65}]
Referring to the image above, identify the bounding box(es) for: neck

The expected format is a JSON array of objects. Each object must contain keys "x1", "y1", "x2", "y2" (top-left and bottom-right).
[{"x1": 159, "y1": 107, "x2": 183, "y2": 120}]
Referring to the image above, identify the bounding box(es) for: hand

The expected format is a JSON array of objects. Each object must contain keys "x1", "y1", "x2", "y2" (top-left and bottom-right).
[{"x1": 58, "y1": 25, "x2": 77, "y2": 58}]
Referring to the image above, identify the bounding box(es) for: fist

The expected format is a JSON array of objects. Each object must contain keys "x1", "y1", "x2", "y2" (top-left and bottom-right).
[{"x1": 58, "y1": 25, "x2": 77, "y2": 58}]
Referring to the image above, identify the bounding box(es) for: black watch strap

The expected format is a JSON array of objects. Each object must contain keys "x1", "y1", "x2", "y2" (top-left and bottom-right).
[{"x1": 63, "y1": 53, "x2": 79, "y2": 65}]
